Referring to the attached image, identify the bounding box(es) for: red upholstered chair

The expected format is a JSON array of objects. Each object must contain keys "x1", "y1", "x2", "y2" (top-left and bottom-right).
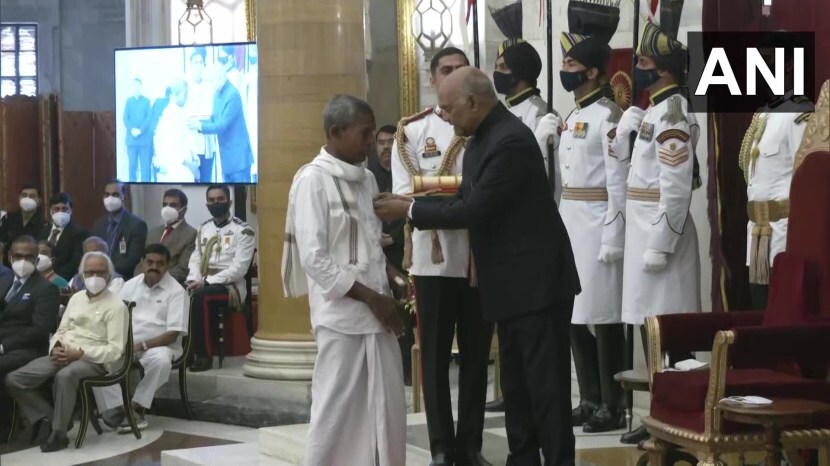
[
  {"x1": 202, "y1": 258, "x2": 256, "y2": 367},
  {"x1": 642, "y1": 90, "x2": 830, "y2": 464}
]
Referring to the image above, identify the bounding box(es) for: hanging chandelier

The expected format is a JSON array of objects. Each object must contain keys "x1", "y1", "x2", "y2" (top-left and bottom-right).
[
  {"x1": 412, "y1": 0, "x2": 454, "y2": 53},
  {"x1": 178, "y1": 0, "x2": 214, "y2": 45}
]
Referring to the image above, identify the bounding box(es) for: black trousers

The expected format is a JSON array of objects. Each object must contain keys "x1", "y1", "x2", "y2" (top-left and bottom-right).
[
  {"x1": 499, "y1": 298, "x2": 576, "y2": 466},
  {"x1": 414, "y1": 275, "x2": 493, "y2": 458},
  {"x1": 750, "y1": 283, "x2": 769, "y2": 311},
  {"x1": 0, "y1": 348, "x2": 40, "y2": 426},
  {"x1": 190, "y1": 284, "x2": 233, "y2": 359},
  {"x1": 570, "y1": 323, "x2": 625, "y2": 411}
]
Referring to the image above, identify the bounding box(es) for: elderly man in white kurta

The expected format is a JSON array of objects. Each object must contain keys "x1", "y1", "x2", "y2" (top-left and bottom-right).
[
  {"x1": 619, "y1": 21, "x2": 701, "y2": 328},
  {"x1": 282, "y1": 95, "x2": 407, "y2": 466},
  {"x1": 559, "y1": 22, "x2": 630, "y2": 433},
  {"x1": 740, "y1": 90, "x2": 813, "y2": 309},
  {"x1": 94, "y1": 243, "x2": 188, "y2": 432}
]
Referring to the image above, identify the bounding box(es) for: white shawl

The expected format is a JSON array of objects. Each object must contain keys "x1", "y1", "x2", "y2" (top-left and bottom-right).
[{"x1": 282, "y1": 148, "x2": 373, "y2": 298}]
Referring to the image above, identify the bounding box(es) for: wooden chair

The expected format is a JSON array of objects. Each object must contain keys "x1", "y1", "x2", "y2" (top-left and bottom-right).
[
  {"x1": 74, "y1": 301, "x2": 141, "y2": 449},
  {"x1": 6, "y1": 402, "x2": 18, "y2": 442}
]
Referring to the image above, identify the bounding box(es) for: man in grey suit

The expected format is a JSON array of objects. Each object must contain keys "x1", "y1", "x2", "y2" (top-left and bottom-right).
[
  {"x1": 136, "y1": 189, "x2": 197, "y2": 283},
  {"x1": 0, "y1": 235, "x2": 60, "y2": 440}
]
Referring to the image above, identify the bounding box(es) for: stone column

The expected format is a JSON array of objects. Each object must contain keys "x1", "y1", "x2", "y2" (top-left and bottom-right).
[{"x1": 243, "y1": 0, "x2": 367, "y2": 380}]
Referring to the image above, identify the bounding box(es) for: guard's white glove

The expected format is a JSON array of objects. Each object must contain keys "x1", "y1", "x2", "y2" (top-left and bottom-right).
[
  {"x1": 598, "y1": 245, "x2": 624, "y2": 264},
  {"x1": 643, "y1": 249, "x2": 668, "y2": 272},
  {"x1": 534, "y1": 113, "x2": 562, "y2": 148},
  {"x1": 616, "y1": 106, "x2": 646, "y2": 143}
]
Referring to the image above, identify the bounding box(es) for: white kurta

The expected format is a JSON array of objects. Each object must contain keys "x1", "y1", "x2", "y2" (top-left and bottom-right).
[
  {"x1": 154, "y1": 103, "x2": 195, "y2": 183},
  {"x1": 508, "y1": 91, "x2": 563, "y2": 201},
  {"x1": 392, "y1": 110, "x2": 470, "y2": 278},
  {"x1": 744, "y1": 97, "x2": 812, "y2": 270},
  {"x1": 559, "y1": 94, "x2": 630, "y2": 324},
  {"x1": 621, "y1": 88, "x2": 701, "y2": 325},
  {"x1": 287, "y1": 149, "x2": 406, "y2": 466}
]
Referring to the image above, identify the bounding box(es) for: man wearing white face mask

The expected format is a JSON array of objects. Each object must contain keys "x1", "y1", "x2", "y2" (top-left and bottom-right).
[
  {"x1": 38, "y1": 192, "x2": 88, "y2": 280},
  {"x1": 136, "y1": 189, "x2": 196, "y2": 283},
  {"x1": 90, "y1": 180, "x2": 148, "y2": 280},
  {"x1": 0, "y1": 185, "x2": 47, "y2": 267},
  {"x1": 6, "y1": 251, "x2": 127, "y2": 452},
  {"x1": 0, "y1": 235, "x2": 60, "y2": 440}
]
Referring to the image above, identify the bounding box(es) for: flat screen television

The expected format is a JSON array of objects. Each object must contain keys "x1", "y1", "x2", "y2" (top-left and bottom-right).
[{"x1": 114, "y1": 42, "x2": 257, "y2": 184}]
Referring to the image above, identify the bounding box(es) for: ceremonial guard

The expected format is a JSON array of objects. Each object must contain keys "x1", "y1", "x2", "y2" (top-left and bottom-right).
[
  {"x1": 558, "y1": 0, "x2": 629, "y2": 433},
  {"x1": 391, "y1": 47, "x2": 493, "y2": 466},
  {"x1": 491, "y1": 1, "x2": 562, "y2": 197},
  {"x1": 739, "y1": 45, "x2": 813, "y2": 309},
  {"x1": 186, "y1": 186, "x2": 256, "y2": 372},
  {"x1": 619, "y1": 21, "x2": 702, "y2": 333}
]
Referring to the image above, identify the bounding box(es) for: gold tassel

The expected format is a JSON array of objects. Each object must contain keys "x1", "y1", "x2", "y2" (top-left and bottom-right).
[
  {"x1": 749, "y1": 224, "x2": 772, "y2": 285},
  {"x1": 468, "y1": 252, "x2": 478, "y2": 288},
  {"x1": 403, "y1": 222, "x2": 413, "y2": 271},
  {"x1": 431, "y1": 230, "x2": 444, "y2": 264}
]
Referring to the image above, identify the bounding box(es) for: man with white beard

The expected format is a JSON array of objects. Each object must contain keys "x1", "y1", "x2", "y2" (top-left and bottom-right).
[{"x1": 155, "y1": 79, "x2": 199, "y2": 183}]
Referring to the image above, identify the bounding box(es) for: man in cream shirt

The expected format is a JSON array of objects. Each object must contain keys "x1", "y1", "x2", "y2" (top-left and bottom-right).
[
  {"x1": 6, "y1": 252, "x2": 128, "y2": 452},
  {"x1": 96, "y1": 243, "x2": 188, "y2": 432}
]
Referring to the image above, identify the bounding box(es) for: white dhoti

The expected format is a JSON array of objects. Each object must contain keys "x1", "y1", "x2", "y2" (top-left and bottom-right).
[
  {"x1": 94, "y1": 346, "x2": 176, "y2": 412},
  {"x1": 305, "y1": 326, "x2": 406, "y2": 466}
]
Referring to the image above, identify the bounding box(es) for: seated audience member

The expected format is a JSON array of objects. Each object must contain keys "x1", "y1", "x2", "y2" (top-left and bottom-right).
[
  {"x1": 6, "y1": 252, "x2": 127, "y2": 452},
  {"x1": 0, "y1": 185, "x2": 47, "y2": 266},
  {"x1": 70, "y1": 237, "x2": 125, "y2": 293},
  {"x1": 0, "y1": 236, "x2": 60, "y2": 441},
  {"x1": 37, "y1": 241, "x2": 70, "y2": 288},
  {"x1": 39, "y1": 192, "x2": 87, "y2": 279},
  {"x1": 186, "y1": 185, "x2": 255, "y2": 372},
  {"x1": 136, "y1": 189, "x2": 197, "y2": 283},
  {"x1": 96, "y1": 244, "x2": 188, "y2": 432},
  {"x1": 90, "y1": 180, "x2": 148, "y2": 280}
]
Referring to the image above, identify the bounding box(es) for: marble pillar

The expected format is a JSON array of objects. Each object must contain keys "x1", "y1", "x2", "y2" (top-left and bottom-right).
[{"x1": 243, "y1": 0, "x2": 367, "y2": 380}]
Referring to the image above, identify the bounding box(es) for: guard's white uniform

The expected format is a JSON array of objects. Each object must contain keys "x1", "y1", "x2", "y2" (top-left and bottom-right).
[
  {"x1": 391, "y1": 108, "x2": 469, "y2": 278},
  {"x1": 621, "y1": 86, "x2": 701, "y2": 325},
  {"x1": 507, "y1": 90, "x2": 563, "y2": 200},
  {"x1": 559, "y1": 92, "x2": 630, "y2": 324},
  {"x1": 743, "y1": 94, "x2": 812, "y2": 282},
  {"x1": 187, "y1": 216, "x2": 256, "y2": 303}
]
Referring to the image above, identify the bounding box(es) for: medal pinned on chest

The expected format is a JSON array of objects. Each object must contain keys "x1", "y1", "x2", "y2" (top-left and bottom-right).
[
  {"x1": 422, "y1": 137, "x2": 442, "y2": 159},
  {"x1": 638, "y1": 122, "x2": 655, "y2": 142},
  {"x1": 223, "y1": 231, "x2": 233, "y2": 248},
  {"x1": 573, "y1": 122, "x2": 589, "y2": 139}
]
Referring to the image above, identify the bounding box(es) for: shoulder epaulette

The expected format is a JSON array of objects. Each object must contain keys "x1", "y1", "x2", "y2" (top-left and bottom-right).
[
  {"x1": 795, "y1": 112, "x2": 812, "y2": 124},
  {"x1": 793, "y1": 95, "x2": 810, "y2": 104},
  {"x1": 398, "y1": 108, "x2": 433, "y2": 129},
  {"x1": 598, "y1": 97, "x2": 622, "y2": 124},
  {"x1": 661, "y1": 95, "x2": 688, "y2": 125},
  {"x1": 232, "y1": 217, "x2": 249, "y2": 227}
]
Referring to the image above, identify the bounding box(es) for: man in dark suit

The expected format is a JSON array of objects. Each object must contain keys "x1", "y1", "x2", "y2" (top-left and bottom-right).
[
  {"x1": 91, "y1": 180, "x2": 147, "y2": 281},
  {"x1": 189, "y1": 63, "x2": 254, "y2": 183},
  {"x1": 375, "y1": 67, "x2": 581, "y2": 466},
  {"x1": 1, "y1": 184, "x2": 47, "y2": 267},
  {"x1": 39, "y1": 192, "x2": 87, "y2": 280},
  {"x1": 137, "y1": 188, "x2": 197, "y2": 283},
  {"x1": 0, "y1": 235, "x2": 60, "y2": 439},
  {"x1": 124, "y1": 77, "x2": 153, "y2": 182}
]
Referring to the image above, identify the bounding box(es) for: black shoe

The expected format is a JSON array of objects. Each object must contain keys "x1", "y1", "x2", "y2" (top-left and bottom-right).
[
  {"x1": 583, "y1": 406, "x2": 626, "y2": 433},
  {"x1": 101, "y1": 407, "x2": 126, "y2": 430},
  {"x1": 40, "y1": 430, "x2": 69, "y2": 453},
  {"x1": 457, "y1": 451, "x2": 493, "y2": 466},
  {"x1": 29, "y1": 418, "x2": 49, "y2": 445},
  {"x1": 572, "y1": 403, "x2": 597, "y2": 427},
  {"x1": 189, "y1": 357, "x2": 213, "y2": 372},
  {"x1": 484, "y1": 398, "x2": 505, "y2": 412},
  {"x1": 429, "y1": 453, "x2": 453, "y2": 466},
  {"x1": 620, "y1": 425, "x2": 650, "y2": 444}
]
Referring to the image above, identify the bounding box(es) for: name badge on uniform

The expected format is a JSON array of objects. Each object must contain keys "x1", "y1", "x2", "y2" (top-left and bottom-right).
[
  {"x1": 119, "y1": 238, "x2": 127, "y2": 255},
  {"x1": 422, "y1": 137, "x2": 442, "y2": 158},
  {"x1": 573, "y1": 122, "x2": 589, "y2": 139},
  {"x1": 223, "y1": 232, "x2": 233, "y2": 248},
  {"x1": 638, "y1": 122, "x2": 655, "y2": 142}
]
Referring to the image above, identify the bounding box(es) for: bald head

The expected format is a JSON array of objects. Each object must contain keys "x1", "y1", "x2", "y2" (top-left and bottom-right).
[{"x1": 437, "y1": 67, "x2": 499, "y2": 137}]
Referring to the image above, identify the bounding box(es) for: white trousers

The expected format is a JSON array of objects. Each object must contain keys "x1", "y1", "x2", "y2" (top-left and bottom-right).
[
  {"x1": 305, "y1": 327, "x2": 406, "y2": 466},
  {"x1": 94, "y1": 346, "x2": 175, "y2": 412}
]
